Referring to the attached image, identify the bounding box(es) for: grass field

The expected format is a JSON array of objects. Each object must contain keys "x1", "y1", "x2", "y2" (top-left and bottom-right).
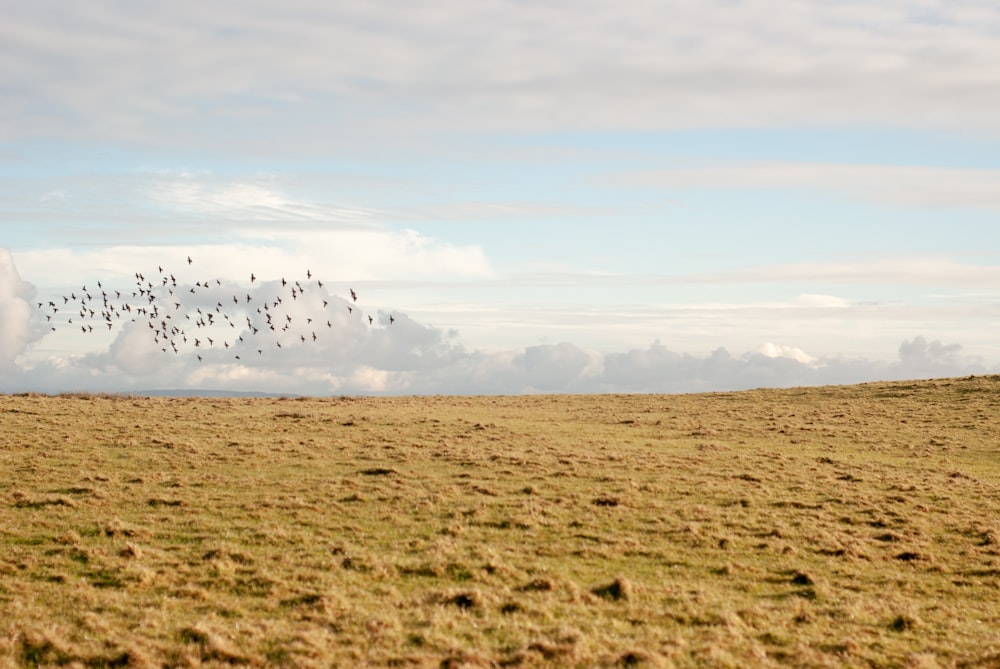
[{"x1": 2, "y1": 376, "x2": 999, "y2": 667}]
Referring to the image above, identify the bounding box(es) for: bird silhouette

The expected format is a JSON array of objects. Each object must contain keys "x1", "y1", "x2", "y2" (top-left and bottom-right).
[{"x1": 42, "y1": 260, "x2": 399, "y2": 365}]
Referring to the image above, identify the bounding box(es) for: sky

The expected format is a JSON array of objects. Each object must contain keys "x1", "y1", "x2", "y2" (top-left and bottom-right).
[{"x1": 2, "y1": 0, "x2": 999, "y2": 395}]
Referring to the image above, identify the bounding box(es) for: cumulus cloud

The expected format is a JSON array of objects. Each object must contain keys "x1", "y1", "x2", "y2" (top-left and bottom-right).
[
  {"x1": 893, "y1": 335, "x2": 979, "y2": 379},
  {"x1": 0, "y1": 249, "x2": 45, "y2": 373},
  {"x1": 108, "y1": 320, "x2": 163, "y2": 376},
  {"x1": 758, "y1": 342, "x2": 819, "y2": 367},
  {"x1": 516, "y1": 342, "x2": 601, "y2": 391},
  {"x1": 5, "y1": 244, "x2": 997, "y2": 395},
  {"x1": 7, "y1": 301, "x2": 995, "y2": 396}
]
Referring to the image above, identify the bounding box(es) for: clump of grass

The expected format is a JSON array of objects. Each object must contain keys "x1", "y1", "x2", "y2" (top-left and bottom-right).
[
  {"x1": 591, "y1": 577, "x2": 633, "y2": 601},
  {"x1": 889, "y1": 613, "x2": 922, "y2": 632},
  {"x1": 360, "y1": 467, "x2": 397, "y2": 476},
  {"x1": 17, "y1": 630, "x2": 71, "y2": 667},
  {"x1": 178, "y1": 625, "x2": 249, "y2": 664},
  {"x1": 519, "y1": 577, "x2": 556, "y2": 592},
  {"x1": 791, "y1": 571, "x2": 815, "y2": 586},
  {"x1": 441, "y1": 590, "x2": 483, "y2": 610}
]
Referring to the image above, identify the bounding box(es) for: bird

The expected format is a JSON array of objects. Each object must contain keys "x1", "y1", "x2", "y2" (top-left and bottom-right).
[{"x1": 44, "y1": 261, "x2": 405, "y2": 365}]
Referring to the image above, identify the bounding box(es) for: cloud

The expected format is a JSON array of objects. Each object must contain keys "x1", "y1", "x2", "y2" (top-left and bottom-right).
[
  {"x1": 591, "y1": 336, "x2": 992, "y2": 394},
  {"x1": 14, "y1": 227, "x2": 493, "y2": 290},
  {"x1": 108, "y1": 320, "x2": 163, "y2": 376},
  {"x1": 623, "y1": 162, "x2": 1000, "y2": 210},
  {"x1": 893, "y1": 335, "x2": 978, "y2": 379},
  {"x1": 149, "y1": 173, "x2": 379, "y2": 225},
  {"x1": 758, "y1": 342, "x2": 819, "y2": 366},
  {"x1": 6, "y1": 241, "x2": 998, "y2": 395},
  {"x1": 0, "y1": 249, "x2": 45, "y2": 373},
  {"x1": 9, "y1": 282, "x2": 995, "y2": 396},
  {"x1": 5, "y1": 0, "x2": 1000, "y2": 152},
  {"x1": 687, "y1": 258, "x2": 1000, "y2": 288},
  {"x1": 794, "y1": 294, "x2": 852, "y2": 309},
  {"x1": 516, "y1": 342, "x2": 601, "y2": 391}
]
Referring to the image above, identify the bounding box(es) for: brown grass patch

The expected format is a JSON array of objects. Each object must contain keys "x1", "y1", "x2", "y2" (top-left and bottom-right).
[{"x1": 2, "y1": 376, "x2": 1000, "y2": 666}]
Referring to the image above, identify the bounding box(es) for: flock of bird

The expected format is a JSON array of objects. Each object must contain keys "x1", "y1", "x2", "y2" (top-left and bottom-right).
[{"x1": 36, "y1": 256, "x2": 396, "y2": 362}]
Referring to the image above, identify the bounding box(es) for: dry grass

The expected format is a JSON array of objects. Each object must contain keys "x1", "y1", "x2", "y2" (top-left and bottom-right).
[{"x1": 2, "y1": 377, "x2": 1000, "y2": 667}]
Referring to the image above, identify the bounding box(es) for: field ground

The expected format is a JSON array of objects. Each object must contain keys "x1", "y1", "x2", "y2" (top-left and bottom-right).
[{"x1": 2, "y1": 376, "x2": 1000, "y2": 667}]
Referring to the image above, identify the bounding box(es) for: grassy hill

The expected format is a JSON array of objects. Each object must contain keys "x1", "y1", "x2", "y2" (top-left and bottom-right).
[{"x1": 2, "y1": 377, "x2": 999, "y2": 667}]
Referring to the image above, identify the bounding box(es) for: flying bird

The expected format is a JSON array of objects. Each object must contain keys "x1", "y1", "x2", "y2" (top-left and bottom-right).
[{"x1": 44, "y1": 260, "x2": 406, "y2": 366}]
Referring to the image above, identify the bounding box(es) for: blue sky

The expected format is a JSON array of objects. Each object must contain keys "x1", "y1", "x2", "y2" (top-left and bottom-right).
[{"x1": 2, "y1": 0, "x2": 999, "y2": 394}]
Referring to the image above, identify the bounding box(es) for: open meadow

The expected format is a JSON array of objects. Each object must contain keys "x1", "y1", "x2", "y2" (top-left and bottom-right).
[{"x1": 1, "y1": 376, "x2": 999, "y2": 667}]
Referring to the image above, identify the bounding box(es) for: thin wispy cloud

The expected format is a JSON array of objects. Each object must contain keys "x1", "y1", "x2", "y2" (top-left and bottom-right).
[
  {"x1": 6, "y1": 0, "x2": 1000, "y2": 148},
  {"x1": 151, "y1": 178, "x2": 377, "y2": 224},
  {"x1": 624, "y1": 163, "x2": 1000, "y2": 209}
]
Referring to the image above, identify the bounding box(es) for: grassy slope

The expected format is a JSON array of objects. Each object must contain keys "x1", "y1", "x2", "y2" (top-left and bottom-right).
[{"x1": 1, "y1": 377, "x2": 999, "y2": 667}]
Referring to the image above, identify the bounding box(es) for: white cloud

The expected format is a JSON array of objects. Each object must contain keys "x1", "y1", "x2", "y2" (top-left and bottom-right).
[
  {"x1": 691, "y1": 258, "x2": 1000, "y2": 287},
  {"x1": 758, "y1": 342, "x2": 820, "y2": 367},
  {"x1": 516, "y1": 342, "x2": 603, "y2": 391},
  {"x1": 624, "y1": 162, "x2": 1000, "y2": 209},
  {"x1": 108, "y1": 320, "x2": 163, "y2": 376},
  {"x1": 794, "y1": 294, "x2": 852, "y2": 309},
  {"x1": 0, "y1": 249, "x2": 45, "y2": 373},
  {"x1": 150, "y1": 174, "x2": 379, "y2": 225},
  {"x1": 6, "y1": 243, "x2": 1000, "y2": 395},
  {"x1": 5, "y1": 0, "x2": 1000, "y2": 150},
  {"x1": 14, "y1": 227, "x2": 493, "y2": 291}
]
